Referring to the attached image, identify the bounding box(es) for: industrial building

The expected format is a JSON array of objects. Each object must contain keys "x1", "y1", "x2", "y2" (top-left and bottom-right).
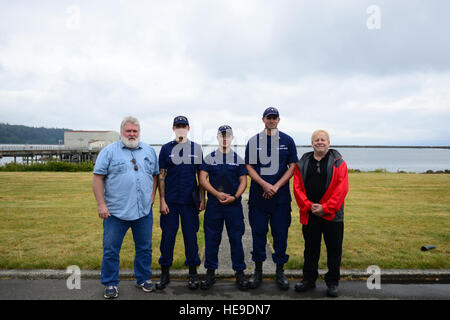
[
  {"x1": 0, "y1": 130, "x2": 120, "y2": 163},
  {"x1": 64, "y1": 131, "x2": 120, "y2": 150}
]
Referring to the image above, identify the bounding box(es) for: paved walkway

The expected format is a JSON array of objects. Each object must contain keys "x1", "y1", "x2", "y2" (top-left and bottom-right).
[
  {"x1": 1, "y1": 279, "x2": 449, "y2": 300},
  {"x1": 198, "y1": 199, "x2": 276, "y2": 277}
]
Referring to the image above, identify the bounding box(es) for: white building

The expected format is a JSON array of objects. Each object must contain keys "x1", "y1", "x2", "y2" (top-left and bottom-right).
[{"x1": 64, "y1": 131, "x2": 120, "y2": 150}]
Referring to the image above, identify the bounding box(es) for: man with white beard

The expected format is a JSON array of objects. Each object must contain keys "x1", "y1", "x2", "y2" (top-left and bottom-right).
[{"x1": 93, "y1": 116, "x2": 159, "y2": 299}]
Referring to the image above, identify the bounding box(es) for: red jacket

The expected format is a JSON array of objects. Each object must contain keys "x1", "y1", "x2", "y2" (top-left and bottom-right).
[{"x1": 293, "y1": 149, "x2": 349, "y2": 225}]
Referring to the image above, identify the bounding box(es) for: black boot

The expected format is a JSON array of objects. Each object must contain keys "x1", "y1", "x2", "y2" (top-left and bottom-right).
[
  {"x1": 235, "y1": 270, "x2": 249, "y2": 291},
  {"x1": 200, "y1": 269, "x2": 216, "y2": 290},
  {"x1": 156, "y1": 266, "x2": 170, "y2": 290},
  {"x1": 248, "y1": 262, "x2": 263, "y2": 289},
  {"x1": 188, "y1": 265, "x2": 199, "y2": 290},
  {"x1": 276, "y1": 264, "x2": 289, "y2": 291}
]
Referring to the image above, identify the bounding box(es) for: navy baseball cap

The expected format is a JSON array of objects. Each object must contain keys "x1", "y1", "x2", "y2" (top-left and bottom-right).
[
  {"x1": 218, "y1": 125, "x2": 233, "y2": 136},
  {"x1": 263, "y1": 107, "x2": 279, "y2": 118},
  {"x1": 173, "y1": 115, "x2": 189, "y2": 126}
]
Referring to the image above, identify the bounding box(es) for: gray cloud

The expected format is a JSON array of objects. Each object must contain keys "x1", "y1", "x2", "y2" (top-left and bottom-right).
[{"x1": 0, "y1": 0, "x2": 449, "y2": 146}]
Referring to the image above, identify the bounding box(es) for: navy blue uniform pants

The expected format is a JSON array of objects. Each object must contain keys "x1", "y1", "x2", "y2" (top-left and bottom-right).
[
  {"x1": 159, "y1": 202, "x2": 201, "y2": 267},
  {"x1": 248, "y1": 204, "x2": 291, "y2": 265},
  {"x1": 204, "y1": 204, "x2": 246, "y2": 271}
]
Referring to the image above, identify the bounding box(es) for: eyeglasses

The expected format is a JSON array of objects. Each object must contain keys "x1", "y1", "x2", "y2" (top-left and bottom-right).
[
  {"x1": 316, "y1": 162, "x2": 321, "y2": 174},
  {"x1": 131, "y1": 158, "x2": 138, "y2": 171}
]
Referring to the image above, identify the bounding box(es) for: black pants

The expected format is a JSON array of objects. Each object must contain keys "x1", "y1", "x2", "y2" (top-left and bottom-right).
[{"x1": 302, "y1": 213, "x2": 344, "y2": 286}]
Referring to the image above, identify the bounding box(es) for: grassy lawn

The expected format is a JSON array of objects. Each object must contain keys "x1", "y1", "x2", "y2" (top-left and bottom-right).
[
  {"x1": 286, "y1": 173, "x2": 450, "y2": 269},
  {"x1": 0, "y1": 172, "x2": 449, "y2": 270}
]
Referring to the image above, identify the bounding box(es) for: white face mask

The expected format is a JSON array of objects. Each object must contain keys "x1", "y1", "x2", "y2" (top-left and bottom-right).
[
  {"x1": 121, "y1": 135, "x2": 140, "y2": 149},
  {"x1": 174, "y1": 128, "x2": 188, "y2": 142},
  {"x1": 217, "y1": 135, "x2": 233, "y2": 149}
]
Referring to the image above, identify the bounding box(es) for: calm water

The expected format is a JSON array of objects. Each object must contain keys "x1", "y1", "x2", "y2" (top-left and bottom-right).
[
  {"x1": 158, "y1": 145, "x2": 450, "y2": 173},
  {"x1": 1, "y1": 144, "x2": 449, "y2": 173}
]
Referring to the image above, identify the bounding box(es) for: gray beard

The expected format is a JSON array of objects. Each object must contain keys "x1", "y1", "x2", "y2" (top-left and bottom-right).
[{"x1": 122, "y1": 136, "x2": 140, "y2": 149}]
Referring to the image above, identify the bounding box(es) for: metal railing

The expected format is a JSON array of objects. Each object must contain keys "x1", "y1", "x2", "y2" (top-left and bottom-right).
[
  {"x1": 0, "y1": 145, "x2": 104, "y2": 151},
  {"x1": 0, "y1": 144, "x2": 65, "y2": 151}
]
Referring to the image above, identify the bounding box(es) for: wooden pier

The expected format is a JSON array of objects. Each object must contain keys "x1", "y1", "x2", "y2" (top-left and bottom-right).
[{"x1": 0, "y1": 145, "x2": 100, "y2": 163}]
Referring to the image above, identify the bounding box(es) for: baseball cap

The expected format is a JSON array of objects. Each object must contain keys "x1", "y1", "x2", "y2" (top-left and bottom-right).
[
  {"x1": 217, "y1": 125, "x2": 233, "y2": 136},
  {"x1": 263, "y1": 107, "x2": 279, "y2": 118},
  {"x1": 173, "y1": 115, "x2": 189, "y2": 126}
]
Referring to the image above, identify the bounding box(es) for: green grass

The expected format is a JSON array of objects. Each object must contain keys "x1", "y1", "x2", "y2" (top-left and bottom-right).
[
  {"x1": 0, "y1": 172, "x2": 449, "y2": 270},
  {"x1": 0, "y1": 160, "x2": 94, "y2": 172},
  {"x1": 0, "y1": 172, "x2": 203, "y2": 270},
  {"x1": 286, "y1": 173, "x2": 450, "y2": 269}
]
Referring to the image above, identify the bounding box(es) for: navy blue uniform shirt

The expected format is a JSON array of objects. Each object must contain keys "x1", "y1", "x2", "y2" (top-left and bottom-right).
[
  {"x1": 200, "y1": 149, "x2": 247, "y2": 208},
  {"x1": 159, "y1": 140, "x2": 203, "y2": 205},
  {"x1": 245, "y1": 130, "x2": 298, "y2": 208}
]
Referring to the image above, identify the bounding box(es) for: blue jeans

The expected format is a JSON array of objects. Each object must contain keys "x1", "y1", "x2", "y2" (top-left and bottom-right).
[{"x1": 101, "y1": 214, "x2": 153, "y2": 286}]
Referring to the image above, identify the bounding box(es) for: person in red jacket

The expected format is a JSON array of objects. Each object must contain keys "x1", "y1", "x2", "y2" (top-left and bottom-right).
[{"x1": 293, "y1": 130, "x2": 348, "y2": 297}]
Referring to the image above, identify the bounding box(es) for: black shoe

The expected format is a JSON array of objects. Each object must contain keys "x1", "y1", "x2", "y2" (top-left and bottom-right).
[
  {"x1": 275, "y1": 264, "x2": 289, "y2": 291},
  {"x1": 326, "y1": 284, "x2": 339, "y2": 298},
  {"x1": 188, "y1": 273, "x2": 200, "y2": 290},
  {"x1": 187, "y1": 265, "x2": 199, "y2": 290},
  {"x1": 156, "y1": 266, "x2": 170, "y2": 290},
  {"x1": 248, "y1": 270, "x2": 263, "y2": 289},
  {"x1": 200, "y1": 270, "x2": 216, "y2": 290},
  {"x1": 294, "y1": 280, "x2": 316, "y2": 292},
  {"x1": 248, "y1": 262, "x2": 263, "y2": 289},
  {"x1": 235, "y1": 270, "x2": 249, "y2": 291}
]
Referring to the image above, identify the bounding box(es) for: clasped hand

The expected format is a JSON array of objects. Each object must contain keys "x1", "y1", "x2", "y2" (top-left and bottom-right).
[
  {"x1": 262, "y1": 182, "x2": 279, "y2": 199},
  {"x1": 311, "y1": 203, "x2": 325, "y2": 217},
  {"x1": 216, "y1": 192, "x2": 236, "y2": 205}
]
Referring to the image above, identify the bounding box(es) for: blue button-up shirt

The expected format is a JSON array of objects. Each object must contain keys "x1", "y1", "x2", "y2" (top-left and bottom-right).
[{"x1": 93, "y1": 140, "x2": 159, "y2": 221}]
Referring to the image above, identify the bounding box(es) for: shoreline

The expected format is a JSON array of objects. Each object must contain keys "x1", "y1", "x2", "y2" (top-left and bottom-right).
[
  {"x1": 349, "y1": 168, "x2": 450, "y2": 174},
  {"x1": 0, "y1": 163, "x2": 449, "y2": 174}
]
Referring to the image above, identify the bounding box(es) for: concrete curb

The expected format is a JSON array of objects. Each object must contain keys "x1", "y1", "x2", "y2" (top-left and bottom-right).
[{"x1": 1, "y1": 269, "x2": 449, "y2": 283}]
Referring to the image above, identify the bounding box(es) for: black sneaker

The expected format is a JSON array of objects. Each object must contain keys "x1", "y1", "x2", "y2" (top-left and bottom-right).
[
  {"x1": 104, "y1": 286, "x2": 119, "y2": 299},
  {"x1": 326, "y1": 284, "x2": 339, "y2": 298},
  {"x1": 294, "y1": 280, "x2": 316, "y2": 292},
  {"x1": 137, "y1": 280, "x2": 154, "y2": 292}
]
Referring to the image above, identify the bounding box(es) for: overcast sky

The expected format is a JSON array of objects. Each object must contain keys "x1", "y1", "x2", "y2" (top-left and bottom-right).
[{"x1": 0, "y1": 0, "x2": 449, "y2": 146}]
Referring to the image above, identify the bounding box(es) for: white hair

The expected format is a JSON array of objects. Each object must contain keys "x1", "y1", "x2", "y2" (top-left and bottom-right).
[
  {"x1": 311, "y1": 129, "x2": 330, "y2": 143},
  {"x1": 120, "y1": 116, "x2": 140, "y2": 133}
]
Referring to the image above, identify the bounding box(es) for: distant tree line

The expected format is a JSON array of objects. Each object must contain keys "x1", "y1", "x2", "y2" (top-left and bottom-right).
[{"x1": 0, "y1": 123, "x2": 72, "y2": 144}]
